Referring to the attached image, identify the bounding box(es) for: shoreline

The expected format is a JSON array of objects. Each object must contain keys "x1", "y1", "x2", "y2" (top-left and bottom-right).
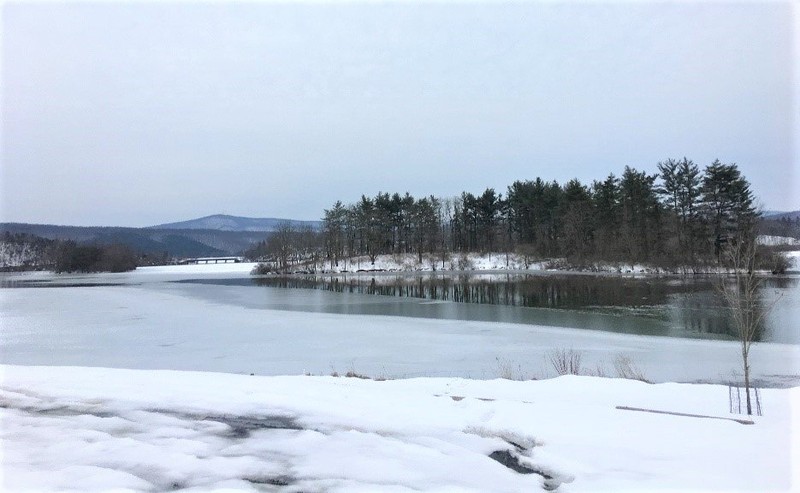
[
  {"x1": 2, "y1": 247, "x2": 799, "y2": 279},
  {"x1": 250, "y1": 250, "x2": 800, "y2": 278}
]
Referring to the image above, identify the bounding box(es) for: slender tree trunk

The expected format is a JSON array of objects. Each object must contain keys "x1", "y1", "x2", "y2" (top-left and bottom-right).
[
  {"x1": 745, "y1": 374, "x2": 752, "y2": 416},
  {"x1": 743, "y1": 348, "x2": 752, "y2": 415}
]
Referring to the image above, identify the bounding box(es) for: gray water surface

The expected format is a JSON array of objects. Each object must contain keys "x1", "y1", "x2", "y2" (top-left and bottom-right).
[
  {"x1": 3, "y1": 270, "x2": 798, "y2": 385},
  {"x1": 175, "y1": 272, "x2": 800, "y2": 344}
]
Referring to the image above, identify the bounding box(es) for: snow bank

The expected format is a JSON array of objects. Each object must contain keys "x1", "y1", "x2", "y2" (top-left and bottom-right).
[
  {"x1": 136, "y1": 262, "x2": 260, "y2": 275},
  {"x1": 757, "y1": 235, "x2": 800, "y2": 247},
  {"x1": 786, "y1": 250, "x2": 800, "y2": 270},
  {"x1": 283, "y1": 253, "x2": 766, "y2": 275},
  {"x1": 1, "y1": 365, "x2": 796, "y2": 492},
  {"x1": 314, "y1": 253, "x2": 658, "y2": 274},
  {"x1": 311, "y1": 253, "x2": 549, "y2": 273}
]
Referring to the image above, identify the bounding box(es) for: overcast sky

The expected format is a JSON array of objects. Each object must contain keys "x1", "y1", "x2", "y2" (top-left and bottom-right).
[{"x1": 1, "y1": 1, "x2": 796, "y2": 226}]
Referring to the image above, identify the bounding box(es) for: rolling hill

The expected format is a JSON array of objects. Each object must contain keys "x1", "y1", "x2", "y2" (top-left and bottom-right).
[
  {"x1": 763, "y1": 210, "x2": 800, "y2": 221},
  {"x1": 0, "y1": 214, "x2": 319, "y2": 258},
  {"x1": 150, "y1": 214, "x2": 321, "y2": 232}
]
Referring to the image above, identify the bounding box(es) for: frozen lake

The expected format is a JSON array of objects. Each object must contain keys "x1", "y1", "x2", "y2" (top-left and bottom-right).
[
  {"x1": 206, "y1": 272, "x2": 799, "y2": 344},
  {"x1": 1, "y1": 265, "x2": 798, "y2": 386}
]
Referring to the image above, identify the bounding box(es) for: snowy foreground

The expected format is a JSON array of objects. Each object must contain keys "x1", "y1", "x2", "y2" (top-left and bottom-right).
[
  {"x1": 2, "y1": 364, "x2": 797, "y2": 492},
  {"x1": 2, "y1": 264, "x2": 799, "y2": 491}
]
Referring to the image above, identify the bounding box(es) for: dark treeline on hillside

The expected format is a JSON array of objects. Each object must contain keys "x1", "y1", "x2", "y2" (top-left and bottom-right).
[
  {"x1": 759, "y1": 216, "x2": 800, "y2": 243},
  {"x1": 292, "y1": 158, "x2": 782, "y2": 272},
  {"x1": 0, "y1": 232, "x2": 139, "y2": 273},
  {"x1": 0, "y1": 222, "x2": 267, "y2": 258},
  {"x1": 52, "y1": 241, "x2": 138, "y2": 273}
]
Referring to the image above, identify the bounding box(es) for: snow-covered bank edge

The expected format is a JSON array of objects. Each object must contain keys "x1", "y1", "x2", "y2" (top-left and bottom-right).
[
  {"x1": 4, "y1": 248, "x2": 798, "y2": 279},
  {"x1": 1, "y1": 364, "x2": 797, "y2": 492},
  {"x1": 252, "y1": 251, "x2": 800, "y2": 276}
]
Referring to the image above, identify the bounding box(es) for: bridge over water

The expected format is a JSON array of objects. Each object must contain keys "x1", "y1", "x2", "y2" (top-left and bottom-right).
[{"x1": 177, "y1": 257, "x2": 244, "y2": 265}]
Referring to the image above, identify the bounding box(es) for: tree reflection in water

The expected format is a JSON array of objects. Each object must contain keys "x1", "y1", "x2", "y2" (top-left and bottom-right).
[{"x1": 251, "y1": 274, "x2": 796, "y2": 343}]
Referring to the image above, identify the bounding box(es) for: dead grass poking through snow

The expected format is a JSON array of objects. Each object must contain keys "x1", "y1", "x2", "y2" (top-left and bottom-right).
[{"x1": 548, "y1": 348, "x2": 584, "y2": 376}]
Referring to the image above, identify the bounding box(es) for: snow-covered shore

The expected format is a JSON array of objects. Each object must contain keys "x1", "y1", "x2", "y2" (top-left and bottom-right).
[
  {"x1": 253, "y1": 252, "x2": 669, "y2": 275},
  {"x1": 253, "y1": 249, "x2": 800, "y2": 276},
  {"x1": 1, "y1": 364, "x2": 797, "y2": 492}
]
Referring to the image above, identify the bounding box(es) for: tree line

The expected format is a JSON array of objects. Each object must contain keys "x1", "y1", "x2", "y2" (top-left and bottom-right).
[
  {"x1": 0, "y1": 232, "x2": 138, "y2": 273},
  {"x1": 758, "y1": 215, "x2": 800, "y2": 245},
  {"x1": 251, "y1": 158, "x2": 778, "y2": 273}
]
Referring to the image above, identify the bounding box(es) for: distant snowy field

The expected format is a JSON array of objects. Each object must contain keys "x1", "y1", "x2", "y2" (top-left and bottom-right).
[
  {"x1": 757, "y1": 235, "x2": 800, "y2": 247},
  {"x1": 138, "y1": 262, "x2": 260, "y2": 275},
  {"x1": 786, "y1": 250, "x2": 800, "y2": 269},
  {"x1": 2, "y1": 364, "x2": 797, "y2": 492}
]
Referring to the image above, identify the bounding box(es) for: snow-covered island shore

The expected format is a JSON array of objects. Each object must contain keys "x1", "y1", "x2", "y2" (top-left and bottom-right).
[
  {"x1": 2, "y1": 364, "x2": 797, "y2": 492},
  {"x1": 252, "y1": 247, "x2": 800, "y2": 276}
]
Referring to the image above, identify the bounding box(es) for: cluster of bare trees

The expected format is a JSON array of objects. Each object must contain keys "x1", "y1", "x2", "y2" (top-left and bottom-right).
[
  {"x1": 245, "y1": 223, "x2": 322, "y2": 272},
  {"x1": 313, "y1": 159, "x2": 759, "y2": 269}
]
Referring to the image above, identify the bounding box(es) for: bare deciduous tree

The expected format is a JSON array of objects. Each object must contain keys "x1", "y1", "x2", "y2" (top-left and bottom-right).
[{"x1": 719, "y1": 238, "x2": 779, "y2": 415}]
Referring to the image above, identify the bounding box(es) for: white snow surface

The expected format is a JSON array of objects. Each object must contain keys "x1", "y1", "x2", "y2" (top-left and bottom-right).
[
  {"x1": 757, "y1": 235, "x2": 800, "y2": 247},
  {"x1": 2, "y1": 264, "x2": 799, "y2": 491},
  {"x1": 270, "y1": 252, "x2": 762, "y2": 275},
  {"x1": 301, "y1": 253, "x2": 665, "y2": 274},
  {"x1": 292, "y1": 253, "x2": 549, "y2": 273},
  {"x1": 1, "y1": 364, "x2": 797, "y2": 492},
  {"x1": 786, "y1": 250, "x2": 800, "y2": 269},
  {"x1": 137, "y1": 262, "x2": 260, "y2": 275}
]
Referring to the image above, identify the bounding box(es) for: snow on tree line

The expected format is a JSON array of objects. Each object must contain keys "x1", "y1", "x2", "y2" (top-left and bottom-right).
[
  {"x1": 0, "y1": 232, "x2": 55, "y2": 270},
  {"x1": 0, "y1": 232, "x2": 137, "y2": 273}
]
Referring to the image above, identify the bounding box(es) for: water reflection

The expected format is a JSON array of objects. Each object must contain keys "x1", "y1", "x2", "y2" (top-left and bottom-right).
[
  {"x1": 249, "y1": 274, "x2": 798, "y2": 343},
  {"x1": 254, "y1": 274, "x2": 709, "y2": 313}
]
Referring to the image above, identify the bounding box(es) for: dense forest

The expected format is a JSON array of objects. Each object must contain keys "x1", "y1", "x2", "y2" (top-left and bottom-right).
[{"x1": 249, "y1": 159, "x2": 791, "y2": 273}]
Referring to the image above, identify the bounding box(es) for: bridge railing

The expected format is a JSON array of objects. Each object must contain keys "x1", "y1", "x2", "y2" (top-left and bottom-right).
[{"x1": 177, "y1": 257, "x2": 244, "y2": 265}]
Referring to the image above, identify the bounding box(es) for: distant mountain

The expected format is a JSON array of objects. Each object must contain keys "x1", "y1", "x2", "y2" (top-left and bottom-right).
[
  {"x1": 149, "y1": 214, "x2": 321, "y2": 232},
  {"x1": 0, "y1": 223, "x2": 270, "y2": 257},
  {"x1": 0, "y1": 214, "x2": 322, "y2": 258},
  {"x1": 762, "y1": 210, "x2": 800, "y2": 221}
]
